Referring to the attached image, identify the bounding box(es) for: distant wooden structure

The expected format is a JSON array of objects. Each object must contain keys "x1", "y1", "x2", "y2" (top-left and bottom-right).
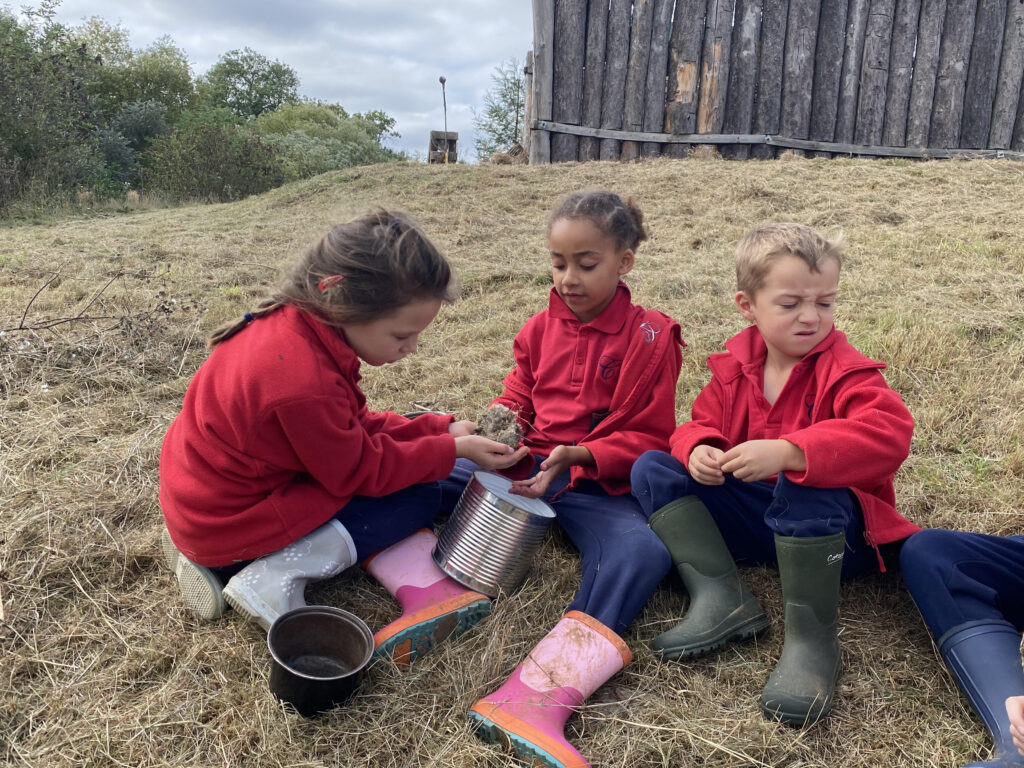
[
  {"x1": 528, "y1": 0, "x2": 1024, "y2": 162},
  {"x1": 428, "y1": 131, "x2": 459, "y2": 164}
]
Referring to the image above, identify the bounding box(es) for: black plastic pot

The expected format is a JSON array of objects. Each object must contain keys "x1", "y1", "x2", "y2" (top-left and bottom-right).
[{"x1": 267, "y1": 606, "x2": 373, "y2": 717}]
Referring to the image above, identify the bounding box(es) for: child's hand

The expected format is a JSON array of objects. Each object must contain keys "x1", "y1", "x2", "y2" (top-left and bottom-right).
[
  {"x1": 454, "y1": 435, "x2": 530, "y2": 470},
  {"x1": 509, "y1": 445, "x2": 589, "y2": 499},
  {"x1": 689, "y1": 444, "x2": 725, "y2": 485},
  {"x1": 449, "y1": 420, "x2": 476, "y2": 437},
  {"x1": 720, "y1": 439, "x2": 806, "y2": 482},
  {"x1": 1008, "y1": 695, "x2": 1024, "y2": 756}
]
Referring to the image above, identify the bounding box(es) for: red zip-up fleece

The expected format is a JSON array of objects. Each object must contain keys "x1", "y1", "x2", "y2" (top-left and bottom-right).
[
  {"x1": 670, "y1": 325, "x2": 919, "y2": 559},
  {"x1": 493, "y1": 283, "x2": 684, "y2": 495},
  {"x1": 159, "y1": 305, "x2": 457, "y2": 566}
]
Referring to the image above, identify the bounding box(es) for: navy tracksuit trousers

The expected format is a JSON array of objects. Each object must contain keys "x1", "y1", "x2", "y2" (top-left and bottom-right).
[
  {"x1": 629, "y1": 449, "x2": 877, "y2": 579},
  {"x1": 900, "y1": 528, "x2": 1024, "y2": 641}
]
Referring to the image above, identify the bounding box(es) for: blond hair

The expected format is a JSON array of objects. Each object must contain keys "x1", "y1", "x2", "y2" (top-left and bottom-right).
[
  {"x1": 209, "y1": 208, "x2": 456, "y2": 347},
  {"x1": 736, "y1": 223, "x2": 844, "y2": 295}
]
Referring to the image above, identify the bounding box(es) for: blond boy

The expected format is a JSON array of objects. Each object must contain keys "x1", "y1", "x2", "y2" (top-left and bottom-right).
[{"x1": 630, "y1": 223, "x2": 918, "y2": 725}]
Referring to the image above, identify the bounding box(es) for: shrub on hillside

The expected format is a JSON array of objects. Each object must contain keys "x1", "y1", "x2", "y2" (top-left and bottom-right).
[
  {"x1": 254, "y1": 102, "x2": 400, "y2": 180},
  {"x1": 142, "y1": 123, "x2": 284, "y2": 202}
]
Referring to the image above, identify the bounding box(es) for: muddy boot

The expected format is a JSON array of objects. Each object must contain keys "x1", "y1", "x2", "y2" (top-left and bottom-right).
[
  {"x1": 939, "y1": 621, "x2": 1024, "y2": 767},
  {"x1": 366, "y1": 529, "x2": 491, "y2": 667},
  {"x1": 470, "y1": 610, "x2": 631, "y2": 768},
  {"x1": 222, "y1": 519, "x2": 357, "y2": 631},
  {"x1": 760, "y1": 532, "x2": 845, "y2": 726},
  {"x1": 648, "y1": 496, "x2": 769, "y2": 660},
  {"x1": 161, "y1": 528, "x2": 226, "y2": 620}
]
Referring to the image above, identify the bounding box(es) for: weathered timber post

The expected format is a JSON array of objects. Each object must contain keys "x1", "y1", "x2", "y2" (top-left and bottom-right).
[
  {"x1": 881, "y1": 0, "x2": 923, "y2": 147},
  {"x1": 530, "y1": 0, "x2": 554, "y2": 164},
  {"x1": 696, "y1": 0, "x2": 736, "y2": 147},
  {"x1": 960, "y1": 0, "x2": 1005, "y2": 148},
  {"x1": 722, "y1": 0, "x2": 764, "y2": 159},
  {"x1": 665, "y1": 0, "x2": 708, "y2": 158},
  {"x1": 809, "y1": 0, "x2": 850, "y2": 157},
  {"x1": 641, "y1": 0, "x2": 675, "y2": 158},
  {"x1": 780, "y1": 0, "x2": 821, "y2": 153},
  {"x1": 622, "y1": 0, "x2": 656, "y2": 161},
  {"x1": 580, "y1": 0, "x2": 609, "y2": 161},
  {"x1": 906, "y1": 0, "x2": 946, "y2": 147},
  {"x1": 855, "y1": 0, "x2": 897, "y2": 147},
  {"x1": 990, "y1": 0, "x2": 1024, "y2": 148},
  {"x1": 524, "y1": 53, "x2": 534, "y2": 154},
  {"x1": 835, "y1": 0, "x2": 870, "y2": 144},
  {"x1": 750, "y1": 0, "x2": 787, "y2": 158},
  {"x1": 552, "y1": 0, "x2": 587, "y2": 162},
  {"x1": 600, "y1": 0, "x2": 633, "y2": 160},
  {"x1": 929, "y1": 0, "x2": 979, "y2": 148}
]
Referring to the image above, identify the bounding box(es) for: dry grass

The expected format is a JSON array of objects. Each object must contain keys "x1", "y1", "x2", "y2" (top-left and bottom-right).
[{"x1": 2, "y1": 156, "x2": 1023, "y2": 767}]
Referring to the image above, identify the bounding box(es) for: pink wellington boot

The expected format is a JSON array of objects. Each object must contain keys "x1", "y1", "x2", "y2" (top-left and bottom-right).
[
  {"x1": 364, "y1": 529, "x2": 491, "y2": 667},
  {"x1": 470, "y1": 610, "x2": 632, "y2": 768}
]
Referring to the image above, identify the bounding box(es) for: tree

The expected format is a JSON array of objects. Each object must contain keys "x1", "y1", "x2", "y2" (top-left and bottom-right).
[
  {"x1": 200, "y1": 47, "x2": 299, "y2": 119},
  {"x1": 473, "y1": 58, "x2": 525, "y2": 161},
  {"x1": 72, "y1": 21, "x2": 195, "y2": 123},
  {"x1": 253, "y1": 101, "x2": 400, "y2": 180}
]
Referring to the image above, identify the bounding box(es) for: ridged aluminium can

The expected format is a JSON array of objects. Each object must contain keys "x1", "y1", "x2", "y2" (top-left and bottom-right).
[{"x1": 433, "y1": 471, "x2": 555, "y2": 597}]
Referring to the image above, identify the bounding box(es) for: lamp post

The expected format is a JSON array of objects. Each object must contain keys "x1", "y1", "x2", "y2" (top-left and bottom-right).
[{"x1": 439, "y1": 76, "x2": 449, "y2": 164}]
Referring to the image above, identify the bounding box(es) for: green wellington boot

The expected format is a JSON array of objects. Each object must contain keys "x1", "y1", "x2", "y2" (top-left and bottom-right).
[
  {"x1": 760, "y1": 531, "x2": 845, "y2": 726},
  {"x1": 649, "y1": 497, "x2": 769, "y2": 660}
]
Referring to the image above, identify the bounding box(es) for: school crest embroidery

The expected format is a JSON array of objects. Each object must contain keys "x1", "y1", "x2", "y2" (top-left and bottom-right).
[
  {"x1": 639, "y1": 321, "x2": 660, "y2": 344},
  {"x1": 598, "y1": 355, "x2": 622, "y2": 381}
]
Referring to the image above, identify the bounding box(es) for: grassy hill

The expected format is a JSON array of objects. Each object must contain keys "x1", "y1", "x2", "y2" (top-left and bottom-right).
[{"x1": 2, "y1": 157, "x2": 1023, "y2": 767}]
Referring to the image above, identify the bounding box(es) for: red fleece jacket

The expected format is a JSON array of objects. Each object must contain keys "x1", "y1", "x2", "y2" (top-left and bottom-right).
[
  {"x1": 159, "y1": 305, "x2": 456, "y2": 566},
  {"x1": 493, "y1": 284, "x2": 684, "y2": 495},
  {"x1": 671, "y1": 325, "x2": 918, "y2": 557}
]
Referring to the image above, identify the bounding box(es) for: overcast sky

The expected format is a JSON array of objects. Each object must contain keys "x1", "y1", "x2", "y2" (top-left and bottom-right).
[{"x1": 49, "y1": 1, "x2": 533, "y2": 162}]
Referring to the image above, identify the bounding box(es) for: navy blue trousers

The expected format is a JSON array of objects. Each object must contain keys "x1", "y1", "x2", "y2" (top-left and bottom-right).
[
  {"x1": 900, "y1": 528, "x2": 1024, "y2": 641},
  {"x1": 440, "y1": 458, "x2": 672, "y2": 636},
  {"x1": 630, "y1": 450, "x2": 876, "y2": 579}
]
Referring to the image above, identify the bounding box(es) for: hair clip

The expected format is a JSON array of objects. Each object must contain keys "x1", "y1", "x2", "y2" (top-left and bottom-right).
[
  {"x1": 389, "y1": 219, "x2": 403, "y2": 238},
  {"x1": 318, "y1": 274, "x2": 345, "y2": 292}
]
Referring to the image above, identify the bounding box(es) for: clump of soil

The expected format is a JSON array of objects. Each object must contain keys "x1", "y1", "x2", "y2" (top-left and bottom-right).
[{"x1": 476, "y1": 404, "x2": 523, "y2": 449}]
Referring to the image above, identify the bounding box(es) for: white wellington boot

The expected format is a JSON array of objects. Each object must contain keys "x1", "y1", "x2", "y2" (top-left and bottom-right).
[{"x1": 222, "y1": 519, "x2": 357, "y2": 631}]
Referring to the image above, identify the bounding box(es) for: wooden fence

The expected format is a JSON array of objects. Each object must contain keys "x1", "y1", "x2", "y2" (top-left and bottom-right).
[{"x1": 526, "y1": 0, "x2": 1024, "y2": 162}]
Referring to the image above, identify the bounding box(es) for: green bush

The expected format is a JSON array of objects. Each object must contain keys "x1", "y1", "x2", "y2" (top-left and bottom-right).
[
  {"x1": 142, "y1": 123, "x2": 284, "y2": 202},
  {"x1": 254, "y1": 102, "x2": 400, "y2": 181}
]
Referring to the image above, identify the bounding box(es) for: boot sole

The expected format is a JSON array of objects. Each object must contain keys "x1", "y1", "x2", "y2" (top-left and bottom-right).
[
  {"x1": 469, "y1": 707, "x2": 583, "y2": 768},
  {"x1": 374, "y1": 593, "x2": 491, "y2": 667},
  {"x1": 657, "y1": 613, "x2": 771, "y2": 661},
  {"x1": 222, "y1": 583, "x2": 276, "y2": 631},
  {"x1": 161, "y1": 529, "x2": 226, "y2": 620}
]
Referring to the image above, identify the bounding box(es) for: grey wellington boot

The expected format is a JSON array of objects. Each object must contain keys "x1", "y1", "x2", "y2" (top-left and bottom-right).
[
  {"x1": 222, "y1": 519, "x2": 357, "y2": 632},
  {"x1": 649, "y1": 497, "x2": 769, "y2": 660},
  {"x1": 161, "y1": 528, "x2": 227, "y2": 620},
  {"x1": 760, "y1": 531, "x2": 845, "y2": 726}
]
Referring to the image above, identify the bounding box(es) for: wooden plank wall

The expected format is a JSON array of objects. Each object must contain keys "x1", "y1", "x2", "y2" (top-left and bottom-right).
[{"x1": 529, "y1": 0, "x2": 1024, "y2": 161}]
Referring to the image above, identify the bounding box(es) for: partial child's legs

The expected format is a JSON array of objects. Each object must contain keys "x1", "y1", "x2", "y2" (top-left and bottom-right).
[
  {"x1": 631, "y1": 449, "x2": 875, "y2": 725},
  {"x1": 344, "y1": 463, "x2": 491, "y2": 667},
  {"x1": 554, "y1": 482, "x2": 672, "y2": 635},
  {"x1": 222, "y1": 518, "x2": 357, "y2": 630},
  {"x1": 471, "y1": 476, "x2": 668, "y2": 767},
  {"x1": 901, "y1": 530, "x2": 1024, "y2": 766},
  {"x1": 631, "y1": 450, "x2": 773, "y2": 659}
]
